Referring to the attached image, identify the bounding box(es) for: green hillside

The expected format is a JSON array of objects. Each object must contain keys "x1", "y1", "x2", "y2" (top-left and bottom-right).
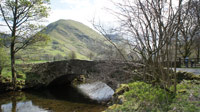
[{"x1": 17, "y1": 19, "x2": 110, "y2": 62}]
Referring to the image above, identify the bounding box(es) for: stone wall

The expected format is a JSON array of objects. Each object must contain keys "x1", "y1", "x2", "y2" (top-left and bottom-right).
[{"x1": 25, "y1": 59, "x2": 143, "y2": 89}]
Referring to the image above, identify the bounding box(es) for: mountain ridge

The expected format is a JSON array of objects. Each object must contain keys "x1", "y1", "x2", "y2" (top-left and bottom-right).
[{"x1": 17, "y1": 19, "x2": 111, "y2": 61}]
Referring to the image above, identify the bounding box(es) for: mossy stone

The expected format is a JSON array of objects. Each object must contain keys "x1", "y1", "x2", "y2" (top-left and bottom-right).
[
  {"x1": 178, "y1": 89, "x2": 187, "y2": 93},
  {"x1": 115, "y1": 84, "x2": 130, "y2": 95},
  {"x1": 108, "y1": 104, "x2": 121, "y2": 110},
  {"x1": 17, "y1": 74, "x2": 24, "y2": 78}
]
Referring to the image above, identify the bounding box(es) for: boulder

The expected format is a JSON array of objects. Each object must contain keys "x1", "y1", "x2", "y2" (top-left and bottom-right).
[{"x1": 76, "y1": 81, "x2": 114, "y2": 103}]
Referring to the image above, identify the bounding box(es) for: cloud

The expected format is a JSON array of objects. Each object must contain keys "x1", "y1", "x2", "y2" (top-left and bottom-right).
[
  {"x1": 60, "y1": 0, "x2": 91, "y2": 5},
  {"x1": 58, "y1": 0, "x2": 93, "y2": 10},
  {"x1": 47, "y1": 0, "x2": 117, "y2": 28}
]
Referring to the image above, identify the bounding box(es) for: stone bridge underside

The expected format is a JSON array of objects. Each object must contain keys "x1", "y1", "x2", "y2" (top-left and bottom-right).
[{"x1": 25, "y1": 59, "x2": 143, "y2": 89}]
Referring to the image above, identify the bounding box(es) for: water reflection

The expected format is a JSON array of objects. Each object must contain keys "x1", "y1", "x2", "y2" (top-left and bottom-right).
[
  {"x1": 0, "y1": 86, "x2": 106, "y2": 112},
  {"x1": 1, "y1": 101, "x2": 50, "y2": 112}
]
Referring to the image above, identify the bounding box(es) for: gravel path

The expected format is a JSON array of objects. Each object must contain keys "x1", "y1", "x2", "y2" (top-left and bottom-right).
[{"x1": 176, "y1": 68, "x2": 200, "y2": 75}]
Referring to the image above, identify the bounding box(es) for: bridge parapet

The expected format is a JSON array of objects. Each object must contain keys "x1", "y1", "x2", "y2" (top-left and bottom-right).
[{"x1": 25, "y1": 59, "x2": 143, "y2": 89}]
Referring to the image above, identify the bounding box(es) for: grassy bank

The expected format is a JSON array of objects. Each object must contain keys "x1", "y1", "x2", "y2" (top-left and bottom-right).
[
  {"x1": 105, "y1": 80, "x2": 200, "y2": 112},
  {"x1": 0, "y1": 63, "x2": 32, "y2": 92}
]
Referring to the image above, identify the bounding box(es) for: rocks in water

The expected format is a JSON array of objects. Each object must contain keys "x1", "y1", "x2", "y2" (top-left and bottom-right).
[{"x1": 77, "y1": 82, "x2": 114, "y2": 103}]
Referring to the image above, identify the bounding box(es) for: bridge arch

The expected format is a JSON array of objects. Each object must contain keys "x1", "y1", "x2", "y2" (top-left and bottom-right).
[
  {"x1": 25, "y1": 59, "x2": 142, "y2": 89},
  {"x1": 47, "y1": 74, "x2": 80, "y2": 88}
]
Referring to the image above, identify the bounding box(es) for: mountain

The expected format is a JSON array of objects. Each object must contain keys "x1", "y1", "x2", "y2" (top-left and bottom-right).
[
  {"x1": 18, "y1": 19, "x2": 111, "y2": 61},
  {"x1": 105, "y1": 34, "x2": 124, "y2": 43}
]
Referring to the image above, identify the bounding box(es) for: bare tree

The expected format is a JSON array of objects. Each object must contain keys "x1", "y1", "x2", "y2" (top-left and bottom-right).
[
  {"x1": 92, "y1": 20, "x2": 128, "y2": 61},
  {"x1": 194, "y1": 35, "x2": 200, "y2": 61},
  {"x1": 178, "y1": 0, "x2": 200, "y2": 59},
  {"x1": 94, "y1": 0, "x2": 187, "y2": 93}
]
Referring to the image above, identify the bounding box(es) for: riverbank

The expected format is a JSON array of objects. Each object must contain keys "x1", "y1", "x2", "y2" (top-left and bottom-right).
[
  {"x1": 0, "y1": 63, "x2": 34, "y2": 93},
  {"x1": 105, "y1": 72, "x2": 200, "y2": 112},
  {"x1": 0, "y1": 76, "x2": 26, "y2": 93}
]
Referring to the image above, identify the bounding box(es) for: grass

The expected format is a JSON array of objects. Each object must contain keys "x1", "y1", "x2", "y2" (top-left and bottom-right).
[
  {"x1": 1, "y1": 66, "x2": 27, "y2": 81},
  {"x1": 1, "y1": 58, "x2": 40, "y2": 81},
  {"x1": 1, "y1": 67, "x2": 12, "y2": 78},
  {"x1": 15, "y1": 60, "x2": 48, "y2": 64},
  {"x1": 106, "y1": 82, "x2": 173, "y2": 112},
  {"x1": 106, "y1": 80, "x2": 200, "y2": 112},
  {"x1": 169, "y1": 80, "x2": 200, "y2": 111}
]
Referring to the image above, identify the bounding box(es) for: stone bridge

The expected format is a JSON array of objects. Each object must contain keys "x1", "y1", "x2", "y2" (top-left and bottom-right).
[{"x1": 25, "y1": 59, "x2": 143, "y2": 89}]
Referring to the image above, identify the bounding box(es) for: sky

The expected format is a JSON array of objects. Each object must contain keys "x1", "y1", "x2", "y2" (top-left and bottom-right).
[
  {"x1": 48, "y1": 0, "x2": 117, "y2": 28},
  {"x1": 0, "y1": 0, "x2": 181, "y2": 32},
  {"x1": 0, "y1": 0, "x2": 117, "y2": 32}
]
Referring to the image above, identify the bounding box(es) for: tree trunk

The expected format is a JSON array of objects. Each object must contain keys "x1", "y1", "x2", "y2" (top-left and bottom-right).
[
  {"x1": 10, "y1": 0, "x2": 18, "y2": 90},
  {"x1": 197, "y1": 46, "x2": 200, "y2": 62},
  {"x1": 11, "y1": 44, "x2": 16, "y2": 90},
  {"x1": 174, "y1": 35, "x2": 178, "y2": 94},
  {"x1": 0, "y1": 66, "x2": 2, "y2": 77},
  {"x1": 174, "y1": 0, "x2": 183, "y2": 94}
]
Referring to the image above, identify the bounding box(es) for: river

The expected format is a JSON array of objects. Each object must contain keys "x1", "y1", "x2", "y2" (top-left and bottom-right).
[{"x1": 0, "y1": 85, "x2": 106, "y2": 112}]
